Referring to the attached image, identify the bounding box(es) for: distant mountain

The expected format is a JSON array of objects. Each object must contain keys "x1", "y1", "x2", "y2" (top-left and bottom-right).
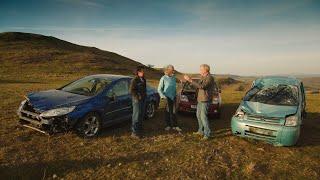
[{"x1": 0, "y1": 32, "x2": 162, "y2": 80}]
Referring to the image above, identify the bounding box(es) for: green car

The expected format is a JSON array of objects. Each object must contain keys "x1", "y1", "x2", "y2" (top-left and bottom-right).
[{"x1": 231, "y1": 76, "x2": 306, "y2": 146}]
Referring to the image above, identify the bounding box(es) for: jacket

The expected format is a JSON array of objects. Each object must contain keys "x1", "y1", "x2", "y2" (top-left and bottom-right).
[
  {"x1": 158, "y1": 75, "x2": 177, "y2": 100},
  {"x1": 191, "y1": 74, "x2": 215, "y2": 102},
  {"x1": 130, "y1": 76, "x2": 147, "y2": 100}
]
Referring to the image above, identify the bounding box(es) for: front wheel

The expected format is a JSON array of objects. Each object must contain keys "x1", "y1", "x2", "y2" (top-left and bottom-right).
[
  {"x1": 76, "y1": 113, "x2": 101, "y2": 138},
  {"x1": 146, "y1": 102, "x2": 156, "y2": 119}
]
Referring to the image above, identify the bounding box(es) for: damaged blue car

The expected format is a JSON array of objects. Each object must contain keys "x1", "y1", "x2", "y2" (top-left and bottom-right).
[
  {"x1": 231, "y1": 76, "x2": 306, "y2": 146},
  {"x1": 17, "y1": 74, "x2": 160, "y2": 137}
]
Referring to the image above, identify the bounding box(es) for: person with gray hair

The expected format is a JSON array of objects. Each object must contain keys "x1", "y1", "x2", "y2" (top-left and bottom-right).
[
  {"x1": 184, "y1": 64, "x2": 215, "y2": 140},
  {"x1": 158, "y1": 65, "x2": 182, "y2": 132}
]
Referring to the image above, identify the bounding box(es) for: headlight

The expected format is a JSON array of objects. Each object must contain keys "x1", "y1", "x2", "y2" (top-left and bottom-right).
[
  {"x1": 212, "y1": 97, "x2": 219, "y2": 104},
  {"x1": 235, "y1": 109, "x2": 245, "y2": 119},
  {"x1": 17, "y1": 100, "x2": 27, "y2": 114},
  {"x1": 40, "y1": 106, "x2": 76, "y2": 117},
  {"x1": 180, "y1": 95, "x2": 189, "y2": 102},
  {"x1": 285, "y1": 115, "x2": 298, "y2": 126}
]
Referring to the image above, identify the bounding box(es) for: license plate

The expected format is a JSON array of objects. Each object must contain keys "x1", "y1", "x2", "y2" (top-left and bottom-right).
[
  {"x1": 191, "y1": 105, "x2": 197, "y2": 109},
  {"x1": 248, "y1": 127, "x2": 275, "y2": 136}
]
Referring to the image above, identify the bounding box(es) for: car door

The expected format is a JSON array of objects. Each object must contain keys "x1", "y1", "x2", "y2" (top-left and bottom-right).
[{"x1": 104, "y1": 80, "x2": 132, "y2": 124}]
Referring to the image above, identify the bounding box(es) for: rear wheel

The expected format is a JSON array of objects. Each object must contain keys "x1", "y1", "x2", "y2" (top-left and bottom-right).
[
  {"x1": 146, "y1": 102, "x2": 155, "y2": 119},
  {"x1": 76, "y1": 113, "x2": 101, "y2": 138}
]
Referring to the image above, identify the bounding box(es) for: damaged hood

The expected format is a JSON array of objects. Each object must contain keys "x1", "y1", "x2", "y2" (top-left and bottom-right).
[
  {"x1": 241, "y1": 101, "x2": 298, "y2": 118},
  {"x1": 27, "y1": 89, "x2": 90, "y2": 111}
]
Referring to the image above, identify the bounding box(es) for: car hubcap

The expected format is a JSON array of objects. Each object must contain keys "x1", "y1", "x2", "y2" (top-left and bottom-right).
[
  {"x1": 83, "y1": 116, "x2": 99, "y2": 136},
  {"x1": 147, "y1": 103, "x2": 155, "y2": 118}
]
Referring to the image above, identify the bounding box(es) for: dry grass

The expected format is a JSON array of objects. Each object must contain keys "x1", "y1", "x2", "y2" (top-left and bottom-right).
[
  {"x1": 0, "y1": 77, "x2": 319, "y2": 179},
  {"x1": 1, "y1": 32, "x2": 320, "y2": 179}
]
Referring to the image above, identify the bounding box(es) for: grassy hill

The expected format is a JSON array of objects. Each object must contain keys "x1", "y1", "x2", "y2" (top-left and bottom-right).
[{"x1": 0, "y1": 32, "x2": 163, "y2": 81}]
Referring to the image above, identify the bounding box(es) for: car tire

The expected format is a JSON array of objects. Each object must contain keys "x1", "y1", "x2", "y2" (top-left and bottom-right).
[
  {"x1": 75, "y1": 112, "x2": 101, "y2": 138},
  {"x1": 146, "y1": 102, "x2": 156, "y2": 119}
]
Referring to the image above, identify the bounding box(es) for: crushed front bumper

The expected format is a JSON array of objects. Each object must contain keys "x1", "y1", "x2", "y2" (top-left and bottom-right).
[
  {"x1": 17, "y1": 109, "x2": 71, "y2": 135},
  {"x1": 231, "y1": 116, "x2": 300, "y2": 146}
]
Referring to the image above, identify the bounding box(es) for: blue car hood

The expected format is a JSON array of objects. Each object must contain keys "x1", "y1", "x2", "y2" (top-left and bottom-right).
[
  {"x1": 241, "y1": 101, "x2": 297, "y2": 118},
  {"x1": 27, "y1": 89, "x2": 90, "y2": 111}
]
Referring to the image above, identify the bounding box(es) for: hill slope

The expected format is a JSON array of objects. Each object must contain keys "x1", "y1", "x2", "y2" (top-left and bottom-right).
[{"x1": 0, "y1": 32, "x2": 162, "y2": 80}]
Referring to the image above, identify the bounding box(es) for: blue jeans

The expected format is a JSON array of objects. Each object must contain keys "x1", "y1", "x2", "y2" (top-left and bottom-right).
[
  {"x1": 196, "y1": 102, "x2": 211, "y2": 137},
  {"x1": 132, "y1": 98, "x2": 146, "y2": 135}
]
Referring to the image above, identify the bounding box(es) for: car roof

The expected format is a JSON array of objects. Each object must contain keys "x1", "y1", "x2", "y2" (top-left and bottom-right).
[
  {"x1": 254, "y1": 76, "x2": 301, "y2": 87},
  {"x1": 86, "y1": 74, "x2": 131, "y2": 81}
]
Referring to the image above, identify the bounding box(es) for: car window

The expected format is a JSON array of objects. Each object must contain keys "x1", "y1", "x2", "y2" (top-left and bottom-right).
[
  {"x1": 107, "y1": 80, "x2": 129, "y2": 97},
  {"x1": 61, "y1": 77, "x2": 111, "y2": 96}
]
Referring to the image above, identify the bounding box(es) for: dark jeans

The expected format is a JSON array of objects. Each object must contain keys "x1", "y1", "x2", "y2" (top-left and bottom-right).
[
  {"x1": 165, "y1": 97, "x2": 177, "y2": 127},
  {"x1": 132, "y1": 97, "x2": 146, "y2": 135}
]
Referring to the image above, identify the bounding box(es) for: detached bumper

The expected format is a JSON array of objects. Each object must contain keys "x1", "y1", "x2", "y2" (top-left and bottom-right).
[{"x1": 231, "y1": 116, "x2": 300, "y2": 146}]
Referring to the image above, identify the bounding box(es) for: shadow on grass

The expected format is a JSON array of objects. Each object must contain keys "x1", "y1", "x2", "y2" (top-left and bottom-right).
[
  {"x1": 297, "y1": 112, "x2": 320, "y2": 147},
  {"x1": 0, "y1": 149, "x2": 175, "y2": 179},
  {"x1": 95, "y1": 103, "x2": 240, "y2": 139}
]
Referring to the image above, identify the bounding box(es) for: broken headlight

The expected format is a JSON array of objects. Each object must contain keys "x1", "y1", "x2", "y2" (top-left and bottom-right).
[
  {"x1": 285, "y1": 115, "x2": 298, "y2": 126},
  {"x1": 40, "y1": 106, "x2": 76, "y2": 118},
  {"x1": 235, "y1": 109, "x2": 245, "y2": 119}
]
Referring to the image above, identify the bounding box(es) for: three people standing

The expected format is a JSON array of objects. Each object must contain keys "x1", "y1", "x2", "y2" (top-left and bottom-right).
[{"x1": 129, "y1": 64, "x2": 214, "y2": 140}]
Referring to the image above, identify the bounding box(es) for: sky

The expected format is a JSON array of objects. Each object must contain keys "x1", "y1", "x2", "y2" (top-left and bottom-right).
[{"x1": 1, "y1": 0, "x2": 320, "y2": 75}]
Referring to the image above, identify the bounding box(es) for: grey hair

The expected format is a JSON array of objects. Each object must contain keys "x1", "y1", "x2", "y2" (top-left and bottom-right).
[
  {"x1": 164, "y1": 64, "x2": 175, "y2": 74},
  {"x1": 200, "y1": 64, "x2": 210, "y2": 73}
]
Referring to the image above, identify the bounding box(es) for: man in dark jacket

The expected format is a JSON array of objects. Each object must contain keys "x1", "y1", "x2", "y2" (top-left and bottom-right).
[
  {"x1": 184, "y1": 64, "x2": 215, "y2": 140},
  {"x1": 130, "y1": 66, "x2": 147, "y2": 139}
]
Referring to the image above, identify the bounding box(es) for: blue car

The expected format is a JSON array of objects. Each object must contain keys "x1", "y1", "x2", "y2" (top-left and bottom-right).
[{"x1": 17, "y1": 74, "x2": 160, "y2": 137}]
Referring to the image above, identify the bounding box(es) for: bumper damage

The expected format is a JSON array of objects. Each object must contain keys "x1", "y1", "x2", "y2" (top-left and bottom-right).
[
  {"x1": 17, "y1": 102, "x2": 72, "y2": 135},
  {"x1": 231, "y1": 116, "x2": 300, "y2": 146}
]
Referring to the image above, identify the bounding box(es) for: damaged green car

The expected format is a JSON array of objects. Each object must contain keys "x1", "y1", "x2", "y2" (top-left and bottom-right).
[{"x1": 231, "y1": 76, "x2": 306, "y2": 146}]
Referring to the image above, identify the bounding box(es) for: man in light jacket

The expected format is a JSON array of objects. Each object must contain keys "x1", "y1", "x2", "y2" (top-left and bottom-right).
[
  {"x1": 184, "y1": 64, "x2": 215, "y2": 140},
  {"x1": 158, "y1": 65, "x2": 182, "y2": 132}
]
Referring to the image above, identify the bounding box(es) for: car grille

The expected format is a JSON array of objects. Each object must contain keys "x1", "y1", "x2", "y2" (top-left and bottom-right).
[{"x1": 246, "y1": 114, "x2": 282, "y2": 124}]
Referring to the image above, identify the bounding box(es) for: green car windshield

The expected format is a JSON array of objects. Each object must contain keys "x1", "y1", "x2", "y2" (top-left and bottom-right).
[
  {"x1": 243, "y1": 84, "x2": 299, "y2": 106},
  {"x1": 61, "y1": 77, "x2": 112, "y2": 96}
]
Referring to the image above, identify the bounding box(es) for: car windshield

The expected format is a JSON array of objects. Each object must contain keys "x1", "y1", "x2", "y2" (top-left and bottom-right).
[
  {"x1": 60, "y1": 76, "x2": 112, "y2": 96},
  {"x1": 243, "y1": 84, "x2": 299, "y2": 106}
]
